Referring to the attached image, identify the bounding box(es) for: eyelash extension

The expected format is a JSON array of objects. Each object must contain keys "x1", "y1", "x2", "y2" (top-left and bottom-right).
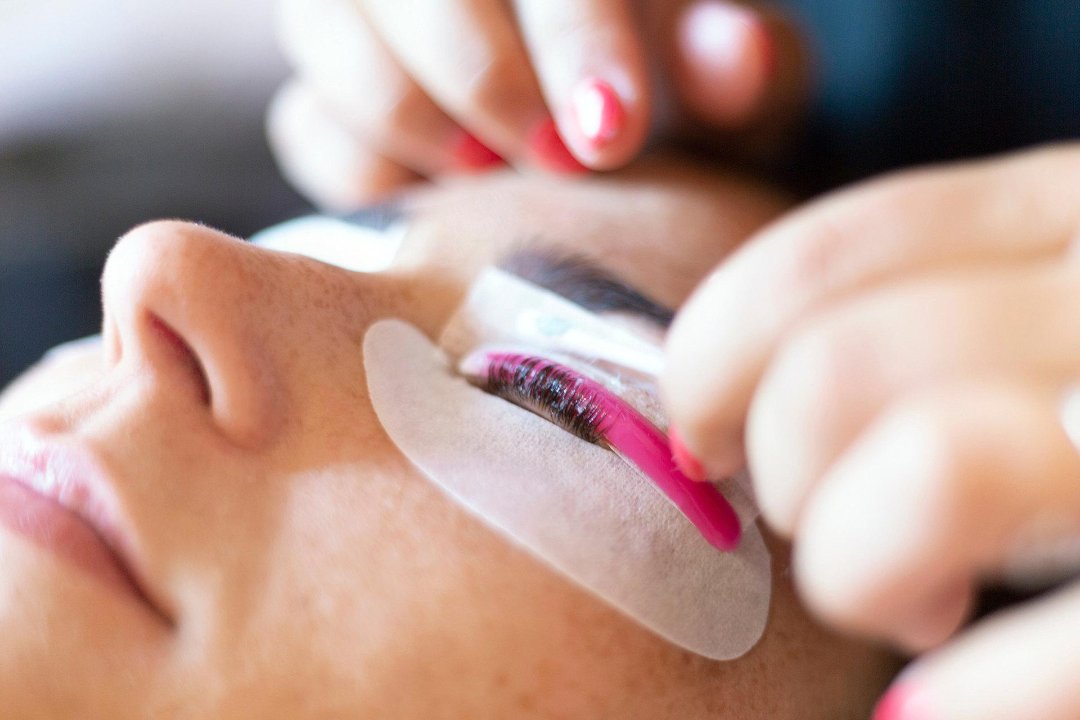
[
  {"x1": 478, "y1": 353, "x2": 610, "y2": 444},
  {"x1": 460, "y1": 349, "x2": 742, "y2": 551}
]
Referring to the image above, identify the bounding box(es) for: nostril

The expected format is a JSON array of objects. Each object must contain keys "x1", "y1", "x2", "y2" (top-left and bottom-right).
[
  {"x1": 148, "y1": 314, "x2": 211, "y2": 406},
  {"x1": 100, "y1": 221, "x2": 286, "y2": 447}
]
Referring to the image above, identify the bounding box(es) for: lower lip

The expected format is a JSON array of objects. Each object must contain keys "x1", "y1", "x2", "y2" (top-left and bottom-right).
[{"x1": 0, "y1": 474, "x2": 139, "y2": 598}]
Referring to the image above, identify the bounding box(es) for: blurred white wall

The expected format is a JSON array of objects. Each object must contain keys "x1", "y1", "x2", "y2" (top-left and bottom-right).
[{"x1": 0, "y1": 0, "x2": 286, "y2": 143}]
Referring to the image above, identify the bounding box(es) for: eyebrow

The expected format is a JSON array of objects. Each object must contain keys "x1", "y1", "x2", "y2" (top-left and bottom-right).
[
  {"x1": 499, "y1": 248, "x2": 675, "y2": 328},
  {"x1": 340, "y1": 202, "x2": 675, "y2": 327}
]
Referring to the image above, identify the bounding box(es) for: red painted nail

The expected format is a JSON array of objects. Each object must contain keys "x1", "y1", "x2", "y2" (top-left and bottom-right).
[
  {"x1": 669, "y1": 425, "x2": 708, "y2": 482},
  {"x1": 527, "y1": 118, "x2": 588, "y2": 174},
  {"x1": 451, "y1": 132, "x2": 504, "y2": 171},
  {"x1": 572, "y1": 78, "x2": 625, "y2": 148},
  {"x1": 873, "y1": 683, "x2": 931, "y2": 720}
]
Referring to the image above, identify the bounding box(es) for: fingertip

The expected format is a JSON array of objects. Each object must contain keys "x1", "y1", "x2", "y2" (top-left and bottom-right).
[
  {"x1": 661, "y1": 299, "x2": 750, "y2": 480},
  {"x1": 893, "y1": 578, "x2": 974, "y2": 653},
  {"x1": 571, "y1": 78, "x2": 626, "y2": 151},
  {"x1": 872, "y1": 680, "x2": 936, "y2": 720},
  {"x1": 669, "y1": 424, "x2": 708, "y2": 482},
  {"x1": 674, "y1": 0, "x2": 775, "y2": 127},
  {"x1": 561, "y1": 72, "x2": 651, "y2": 171},
  {"x1": 512, "y1": 0, "x2": 650, "y2": 171}
]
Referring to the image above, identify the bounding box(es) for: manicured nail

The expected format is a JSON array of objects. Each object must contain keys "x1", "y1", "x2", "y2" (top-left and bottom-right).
[
  {"x1": 873, "y1": 682, "x2": 932, "y2": 720},
  {"x1": 669, "y1": 425, "x2": 708, "y2": 482},
  {"x1": 528, "y1": 118, "x2": 588, "y2": 174},
  {"x1": 572, "y1": 78, "x2": 625, "y2": 149},
  {"x1": 451, "y1": 132, "x2": 504, "y2": 171}
]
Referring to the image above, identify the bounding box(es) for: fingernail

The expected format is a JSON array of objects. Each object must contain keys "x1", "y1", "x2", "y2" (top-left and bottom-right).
[
  {"x1": 527, "y1": 118, "x2": 588, "y2": 174},
  {"x1": 873, "y1": 682, "x2": 932, "y2": 720},
  {"x1": 669, "y1": 425, "x2": 708, "y2": 482},
  {"x1": 451, "y1": 132, "x2": 504, "y2": 171},
  {"x1": 571, "y1": 78, "x2": 625, "y2": 149}
]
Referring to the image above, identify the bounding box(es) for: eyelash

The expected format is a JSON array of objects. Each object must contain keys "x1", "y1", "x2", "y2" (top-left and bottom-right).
[
  {"x1": 477, "y1": 353, "x2": 611, "y2": 445},
  {"x1": 464, "y1": 349, "x2": 743, "y2": 551}
]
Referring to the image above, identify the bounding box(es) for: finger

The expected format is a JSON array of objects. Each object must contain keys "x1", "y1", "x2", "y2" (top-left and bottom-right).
[
  {"x1": 747, "y1": 262, "x2": 1079, "y2": 532},
  {"x1": 511, "y1": 0, "x2": 649, "y2": 170},
  {"x1": 277, "y1": 0, "x2": 501, "y2": 179},
  {"x1": 670, "y1": 0, "x2": 809, "y2": 148},
  {"x1": 792, "y1": 378, "x2": 1080, "y2": 652},
  {"x1": 875, "y1": 581, "x2": 1080, "y2": 720},
  {"x1": 663, "y1": 144, "x2": 1080, "y2": 479},
  {"x1": 360, "y1": 0, "x2": 580, "y2": 172},
  {"x1": 267, "y1": 80, "x2": 422, "y2": 210}
]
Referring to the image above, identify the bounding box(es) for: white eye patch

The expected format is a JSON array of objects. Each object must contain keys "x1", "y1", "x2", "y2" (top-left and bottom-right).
[
  {"x1": 363, "y1": 270, "x2": 772, "y2": 660},
  {"x1": 249, "y1": 215, "x2": 406, "y2": 272}
]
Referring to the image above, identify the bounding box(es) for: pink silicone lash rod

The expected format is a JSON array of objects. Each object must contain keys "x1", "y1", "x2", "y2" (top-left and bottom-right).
[{"x1": 460, "y1": 350, "x2": 742, "y2": 551}]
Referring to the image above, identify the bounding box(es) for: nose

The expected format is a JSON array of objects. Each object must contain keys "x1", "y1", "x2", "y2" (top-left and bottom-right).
[{"x1": 101, "y1": 221, "x2": 286, "y2": 447}]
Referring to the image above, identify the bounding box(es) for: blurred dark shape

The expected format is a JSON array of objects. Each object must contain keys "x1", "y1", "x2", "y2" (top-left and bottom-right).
[
  {"x1": 0, "y1": 1, "x2": 311, "y2": 386},
  {"x1": 778, "y1": 0, "x2": 1080, "y2": 191},
  {"x1": 0, "y1": 107, "x2": 310, "y2": 386}
]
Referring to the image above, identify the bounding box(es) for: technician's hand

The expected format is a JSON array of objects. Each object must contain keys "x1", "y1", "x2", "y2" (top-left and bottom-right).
[
  {"x1": 663, "y1": 144, "x2": 1080, "y2": 720},
  {"x1": 268, "y1": 0, "x2": 808, "y2": 210}
]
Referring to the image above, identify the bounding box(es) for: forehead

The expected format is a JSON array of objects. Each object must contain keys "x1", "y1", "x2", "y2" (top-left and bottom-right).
[{"x1": 399, "y1": 156, "x2": 788, "y2": 311}]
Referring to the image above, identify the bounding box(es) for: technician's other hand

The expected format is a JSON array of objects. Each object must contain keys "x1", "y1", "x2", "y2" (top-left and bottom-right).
[
  {"x1": 664, "y1": 144, "x2": 1080, "y2": 720},
  {"x1": 268, "y1": 0, "x2": 808, "y2": 209}
]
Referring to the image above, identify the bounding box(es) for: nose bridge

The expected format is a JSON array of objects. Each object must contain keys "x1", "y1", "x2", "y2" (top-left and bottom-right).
[{"x1": 101, "y1": 221, "x2": 288, "y2": 447}]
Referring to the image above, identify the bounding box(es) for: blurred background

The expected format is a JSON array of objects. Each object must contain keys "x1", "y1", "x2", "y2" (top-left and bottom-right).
[
  {"x1": 0, "y1": 0, "x2": 310, "y2": 385},
  {"x1": 3, "y1": 0, "x2": 1078, "y2": 387}
]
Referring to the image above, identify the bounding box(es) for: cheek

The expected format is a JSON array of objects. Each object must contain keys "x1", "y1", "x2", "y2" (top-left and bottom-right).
[
  {"x1": 0, "y1": 343, "x2": 105, "y2": 421},
  {"x1": 209, "y1": 453, "x2": 691, "y2": 717},
  {"x1": 177, "y1": 452, "x2": 894, "y2": 718}
]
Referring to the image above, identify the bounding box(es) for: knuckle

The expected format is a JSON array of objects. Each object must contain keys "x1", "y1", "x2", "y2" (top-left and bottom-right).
[
  {"x1": 771, "y1": 204, "x2": 857, "y2": 300},
  {"x1": 770, "y1": 177, "x2": 919, "y2": 301}
]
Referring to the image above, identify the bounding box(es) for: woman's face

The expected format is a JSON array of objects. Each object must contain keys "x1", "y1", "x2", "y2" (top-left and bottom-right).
[{"x1": 0, "y1": 157, "x2": 895, "y2": 718}]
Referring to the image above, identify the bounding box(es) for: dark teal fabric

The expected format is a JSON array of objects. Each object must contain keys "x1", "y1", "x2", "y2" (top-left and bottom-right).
[{"x1": 776, "y1": 0, "x2": 1080, "y2": 189}]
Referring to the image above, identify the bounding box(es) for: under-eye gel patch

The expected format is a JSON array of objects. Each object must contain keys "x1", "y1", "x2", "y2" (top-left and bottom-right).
[{"x1": 362, "y1": 270, "x2": 772, "y2": 660}]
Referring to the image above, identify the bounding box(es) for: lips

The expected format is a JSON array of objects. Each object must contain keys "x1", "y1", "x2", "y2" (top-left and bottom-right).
[{"x1": 0, "y1": 423, "x2": 170, "y2": 624}]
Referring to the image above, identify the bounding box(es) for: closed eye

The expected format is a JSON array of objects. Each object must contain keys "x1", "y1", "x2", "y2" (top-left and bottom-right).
[{"x1": 498, "y1": 248, "x2": 674, "y2": 328}]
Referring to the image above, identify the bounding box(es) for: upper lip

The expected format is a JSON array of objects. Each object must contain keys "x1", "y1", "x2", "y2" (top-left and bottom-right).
[{"x1": 0, "y1": 422, "x2": 173, "y2": 625}]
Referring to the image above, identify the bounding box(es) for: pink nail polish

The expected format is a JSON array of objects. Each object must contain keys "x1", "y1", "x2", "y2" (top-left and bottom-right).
[
  {"x1": 451, "y1": 132, "x2": 504, "y2": 171},
  {"x1": 527, "y1": 118, "x2": 588, "y2": 174},
  {"x1": 873, "y1": 683, "x2": 931, "y2": 720},
  {"x1": 669, "y1": 425, "x2": 708, "y2": 482},
  {"x1": 572, "y1": 79, "x2": 625, "y2": 148}
]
